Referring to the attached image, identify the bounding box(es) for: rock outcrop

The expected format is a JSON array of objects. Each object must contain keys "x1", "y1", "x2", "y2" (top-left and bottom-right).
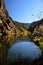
[
  {"x1": 0, "y1": 0, "x2": 31, "y2": 64},
  {"x1": 0, "y1": 0, "x2": 30, "y2": 38},
  {"x1": 28, "y1": 19, "x2": 43, "y2": 50},
  {"x1": 0, "y1": 0, "x2": 43, "y2": 46}
]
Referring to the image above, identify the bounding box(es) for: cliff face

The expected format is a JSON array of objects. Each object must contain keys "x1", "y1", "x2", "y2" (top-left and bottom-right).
[
  {"x1": 0, "y1": 0, "x2": 30, "y2": 38},
  {"x1": 0, "y1": 0, "x2": 43, "y2": 46},
  {"x1": 0, "y1": 0, "x2": 43, "y2": 64},
  {"x1": 28, "y1": 19, "x2": 43, "y2": 50}
]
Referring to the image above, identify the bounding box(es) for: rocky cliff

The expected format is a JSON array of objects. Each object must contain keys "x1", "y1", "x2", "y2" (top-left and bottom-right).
[
  {"x1": 0, "y1": 0, "x2": 30, "y2": 39},
  {"x1": 0, "y1": 0, "x2": 43, "y2": 46},
  {"x1": 28, "y1": 19, "x2": 43, "y2": 51}
]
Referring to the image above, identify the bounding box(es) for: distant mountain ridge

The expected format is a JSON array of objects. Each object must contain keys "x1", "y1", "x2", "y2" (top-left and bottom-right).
[{"x1": 14, "y1": 21, "x2": 30, "y2": 29}]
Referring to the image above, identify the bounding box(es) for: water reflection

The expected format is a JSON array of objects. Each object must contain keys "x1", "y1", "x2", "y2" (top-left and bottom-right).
[
  {"x1": 0, "y1": 33, "x2": 29, "y2": 64},
  {"x1": 0, "y1": 34, "x2": 18, "y2": 65},
  {"x1": 0, "y1": 34, "x2": 42, "y2": 65},
  {"x1": 7, "y1": 41, "x2": 42, "y2": 62}
]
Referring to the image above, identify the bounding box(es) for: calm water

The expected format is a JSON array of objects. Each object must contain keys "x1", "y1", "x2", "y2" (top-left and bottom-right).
[
  {"x1": 0, "y1": 35, "x2": 42, "y2": 64},
  {"x1": 7, "y1": 41, "x2": 42, "y2": 62}
]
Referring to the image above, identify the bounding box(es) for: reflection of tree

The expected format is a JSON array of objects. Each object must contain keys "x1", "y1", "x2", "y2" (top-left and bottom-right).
[
  {"x1": 0, "y1": 34, "x2": 17, "y2": 65},
  {"x1": 0, "y1": 30, "x2": 30, "y2": 65}
]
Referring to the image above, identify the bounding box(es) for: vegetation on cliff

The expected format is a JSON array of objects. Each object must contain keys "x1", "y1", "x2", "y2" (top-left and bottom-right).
[
  {"x1": 0, "y1": 0, "x2": 30, "y2": 39},
  {"x1": 0, "y1": 0, "x2": 43, "y2": 65}
]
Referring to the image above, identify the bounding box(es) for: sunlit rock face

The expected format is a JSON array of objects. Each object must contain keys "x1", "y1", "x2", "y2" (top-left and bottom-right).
[
  {"x1": 0, "y1": 0, "x2": 30, "y2": 39},
  {"x1": 29, "y1": 19, "x2": 43, "y2": 42},
  {"x1": 7, "y1": 41, "x2": 42, "y2": 63},
  {"x1": 0, "y1": 0, "x2": 43, "y2": 65}
]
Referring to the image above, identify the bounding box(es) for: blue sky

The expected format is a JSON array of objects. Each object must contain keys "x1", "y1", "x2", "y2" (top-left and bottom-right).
[{"x1": 5, "y1": 0, "x2": 43, "y2": 23}]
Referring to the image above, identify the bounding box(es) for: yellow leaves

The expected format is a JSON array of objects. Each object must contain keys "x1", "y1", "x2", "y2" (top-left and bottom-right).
[
  {"x1": 33, "y1": 36, "x2": 40, "y2": 42},
  {"x1": 39, "y1": 42, "x2": 43, "y2": 51},
  {"x1": 0, "y1": 33, "x2": 2, "y2": 37},
  {"x1": 33, "y1": 36, "x2": 43, "y2": 42},
  {"x1": 8, "y1": 29, "x2": 14, "y2": 36},
  {"x1": 23, "y1": 30, "x2": 30, "y2": 37},
  {"x1": 33, "y1": 36, "x2": 38, "y2": 42},
  {"x1": 39, "y1": 25, "x2": 43, "y2": 31},
  {"x1": 0, "y1": 20, "x2": 2, "y2": 24},
  {"x1": 20, "y1": 27, "x2": 31, "y2": 37}
]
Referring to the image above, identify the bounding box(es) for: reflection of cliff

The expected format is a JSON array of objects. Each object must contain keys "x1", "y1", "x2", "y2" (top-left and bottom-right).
[
  {"x1": 0, "y1": 0, "x2": 30, "y2": 65},
  {"x1": 0, "y1": 34, "x2": 14, "y2": 65},
  {"x1": 0, "y1": 35, "x2": 16, "y2": 65},
  {"x1": 0, "y1": 32, "x2": 26, "y2": 65},
  {"x1": 0, "y1": 36, "x2": 43, "y2": 65},
  {"x1": 0, "y1": 0, "x2": 43, "y2": 65}
]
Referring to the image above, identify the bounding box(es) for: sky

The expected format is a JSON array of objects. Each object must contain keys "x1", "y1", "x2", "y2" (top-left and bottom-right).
[{"x1": 5, "y1": 0, "x2": 43, "y2": 23}]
